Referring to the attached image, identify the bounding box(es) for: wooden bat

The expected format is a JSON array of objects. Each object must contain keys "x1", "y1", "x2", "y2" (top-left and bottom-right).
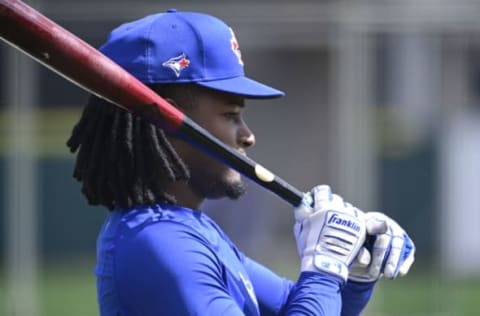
[{"x1": 0, "y1": 0, "x2": 308, "y2": 207}]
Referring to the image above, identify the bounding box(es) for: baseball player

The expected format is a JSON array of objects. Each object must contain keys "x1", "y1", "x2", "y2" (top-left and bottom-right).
[{"x1": 67, "y1": 9, "x2": 415, "y2": 315}]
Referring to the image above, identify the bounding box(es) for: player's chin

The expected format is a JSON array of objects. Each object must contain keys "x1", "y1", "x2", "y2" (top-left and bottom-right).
[
  {"x1": 224, "y1": 178, "x2": 246, "y2": 200},
  {"x1": 211, "y1": 170, "x2": 246, "y2": 200}
]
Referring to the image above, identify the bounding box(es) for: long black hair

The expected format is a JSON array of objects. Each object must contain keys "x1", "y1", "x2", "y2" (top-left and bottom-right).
[{"x1": 66, "y1": 84, "x2": 193, "y2": 210}]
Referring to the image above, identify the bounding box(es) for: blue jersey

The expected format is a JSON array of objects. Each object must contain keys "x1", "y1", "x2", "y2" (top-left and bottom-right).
[{"x1": 95, "y1": 203, "x2": 374, "y2": 315}]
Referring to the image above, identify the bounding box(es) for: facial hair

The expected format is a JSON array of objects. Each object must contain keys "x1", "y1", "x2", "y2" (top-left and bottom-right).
[{"x1": 188, "y1": 167, "x2": 246, "y2": 200}]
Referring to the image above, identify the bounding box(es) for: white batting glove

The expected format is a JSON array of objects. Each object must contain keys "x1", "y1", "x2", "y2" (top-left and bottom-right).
[
  {"x1": 294, "y1": 185, "x2": 366, "y2": 282},
  {"x1": 349, "y1": 212, "x2": 416, "y2": 282}
]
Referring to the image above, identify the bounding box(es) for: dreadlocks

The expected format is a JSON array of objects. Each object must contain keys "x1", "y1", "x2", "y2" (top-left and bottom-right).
[{"x1": 66, "y1": 84, "x2": 194, "y2": 210}]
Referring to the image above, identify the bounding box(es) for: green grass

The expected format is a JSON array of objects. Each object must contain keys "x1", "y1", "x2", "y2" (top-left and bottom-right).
[
  {"x1": 38, "y1": 261, "x2": 98, "y2": 316},
  {"x1": 1, "y1": 259, "x2": 98, "y2": 316},
  {"x1": 2, "y1": 261, "x2": 480, "y2": 316},
  {"x1": 365, "y1": 272, "x2": 480, "y2": 316}
]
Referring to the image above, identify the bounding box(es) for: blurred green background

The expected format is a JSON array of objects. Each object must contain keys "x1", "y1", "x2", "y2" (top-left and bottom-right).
[{"x1": 2, "y1": 0, "x2": 480, "y2": 315}]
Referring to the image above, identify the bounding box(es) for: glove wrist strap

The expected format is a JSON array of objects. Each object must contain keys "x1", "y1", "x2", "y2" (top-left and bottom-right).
[{"x1": 301, "y1": 254, "x2": 348, "y2": 282}]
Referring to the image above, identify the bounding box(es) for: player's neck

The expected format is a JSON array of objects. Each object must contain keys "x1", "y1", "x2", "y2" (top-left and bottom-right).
[{"x1": 165, "y1": 182, "x2": 204, "y2": 210}]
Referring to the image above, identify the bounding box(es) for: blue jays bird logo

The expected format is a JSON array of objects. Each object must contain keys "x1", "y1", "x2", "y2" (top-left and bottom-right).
[{"x1": 162, "y1": 53, "x2": 190, "y2": 77}]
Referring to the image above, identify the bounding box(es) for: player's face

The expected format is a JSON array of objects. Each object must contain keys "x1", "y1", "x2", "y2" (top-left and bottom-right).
[{"x1": 177, "y1": 86, "x2": 255, "y2": 200}]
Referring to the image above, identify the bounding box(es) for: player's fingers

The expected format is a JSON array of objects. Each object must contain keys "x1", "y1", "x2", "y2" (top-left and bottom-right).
[
  {"x1": 311, "y1": 185, "x2": 336, "y2": 214},
  {"x1": 294, "y1": 193, "x2": 314, "y2": 220},
  {"x1": 398, "y1": 236, "x2": 416, "y2": 276},
  {"x1": 355, "y1": 247, "x2": 371, "y2": 267},
  {"x1": 312, "y1": 186, "x2": 349, "y2": 216},
  {"x1": 312, "y1": 185, "x2": 332, "y2": 205},
  {"x1": 294, "y1": 204, "x2": 312, "y2": 221},
  {"x1": 368, "y1": 234, "x2": 391, "y2": 278},
  {"x1": 366, "y1": 217, "x2": 388, "y2": 235},
  {"x1": 398, "y1": 253, "x2": 415, "y2": 276},
  {"x1": 383, "y1": 236, "x2": 404, "y2": 279}
]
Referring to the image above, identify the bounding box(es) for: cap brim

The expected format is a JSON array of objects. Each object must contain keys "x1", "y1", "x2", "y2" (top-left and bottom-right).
[{"x1": 197, "y1": 76, "x2": 284, "y2": 99}]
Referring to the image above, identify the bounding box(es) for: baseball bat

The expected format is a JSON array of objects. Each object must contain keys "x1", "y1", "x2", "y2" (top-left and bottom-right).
[{"x1": 0, "y1": 0, "x2": 309, "y2": 207}]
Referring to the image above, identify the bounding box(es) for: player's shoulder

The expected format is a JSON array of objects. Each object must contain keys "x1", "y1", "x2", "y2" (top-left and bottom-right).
[
  {"x1": 112, "y1": 203, "x2": 221, "y2": 252},
  {"x1": 111, "y1": 203, "x2": 225, "y2": 275},
  {"x1": 119, "y1": 202, "x2": 202, "y2": 228}
]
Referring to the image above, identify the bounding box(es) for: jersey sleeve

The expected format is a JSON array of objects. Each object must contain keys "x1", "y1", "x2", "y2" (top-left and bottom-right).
[
  {"x1": 242, "y1": 256, "x2": 294, "y2": 315},
  {"x1": 113, "y1": 221, "x2": 246, "y2": 316},
  {"x1": 340, "y1": 280, "x2": 376, "y2": 316},
  {"x1": 242, "y1": 255, "x2": 344, "y2": 316},
  {"x1": 282, "y1": 272, "x2": 343, "y2": 315}
]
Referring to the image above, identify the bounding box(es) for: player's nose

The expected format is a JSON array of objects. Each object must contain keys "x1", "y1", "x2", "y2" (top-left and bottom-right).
[
  {"x1": 242, "y1": 133, "x2": 255, "y2": 148},
  {"x1": 239, "y1": 124, "x2": 255, "y2": 149}
]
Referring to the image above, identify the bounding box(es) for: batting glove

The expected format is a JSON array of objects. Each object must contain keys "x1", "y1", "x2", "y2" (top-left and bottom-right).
[
  {"x1": 349, "y1": 212, "x2": 416, "y2": 282},
  {"x1": 294, "y1": 185, "x2": 366, "y2": 282}
]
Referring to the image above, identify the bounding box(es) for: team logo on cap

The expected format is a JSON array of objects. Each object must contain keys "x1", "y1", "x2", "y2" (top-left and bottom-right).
[
  {"x1": 229, "y1": 28, "x2": 244, "y2": 66},
  {"x1": 162, "y1": 53, "x2": 190, "y2": 77}
]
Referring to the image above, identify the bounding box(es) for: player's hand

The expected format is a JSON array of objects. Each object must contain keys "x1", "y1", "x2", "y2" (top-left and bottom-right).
[
  {"x1": 294, "y1": 185, "x2": 366, "y2": 282},
  {"x1": 349, "y1": 212, "x2": 416, "y2": 282}
]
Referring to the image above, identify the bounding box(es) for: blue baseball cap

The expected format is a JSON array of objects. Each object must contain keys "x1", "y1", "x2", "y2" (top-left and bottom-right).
[{"x1": 100, "y1": 9, "x2": 284, "y2": 99}]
